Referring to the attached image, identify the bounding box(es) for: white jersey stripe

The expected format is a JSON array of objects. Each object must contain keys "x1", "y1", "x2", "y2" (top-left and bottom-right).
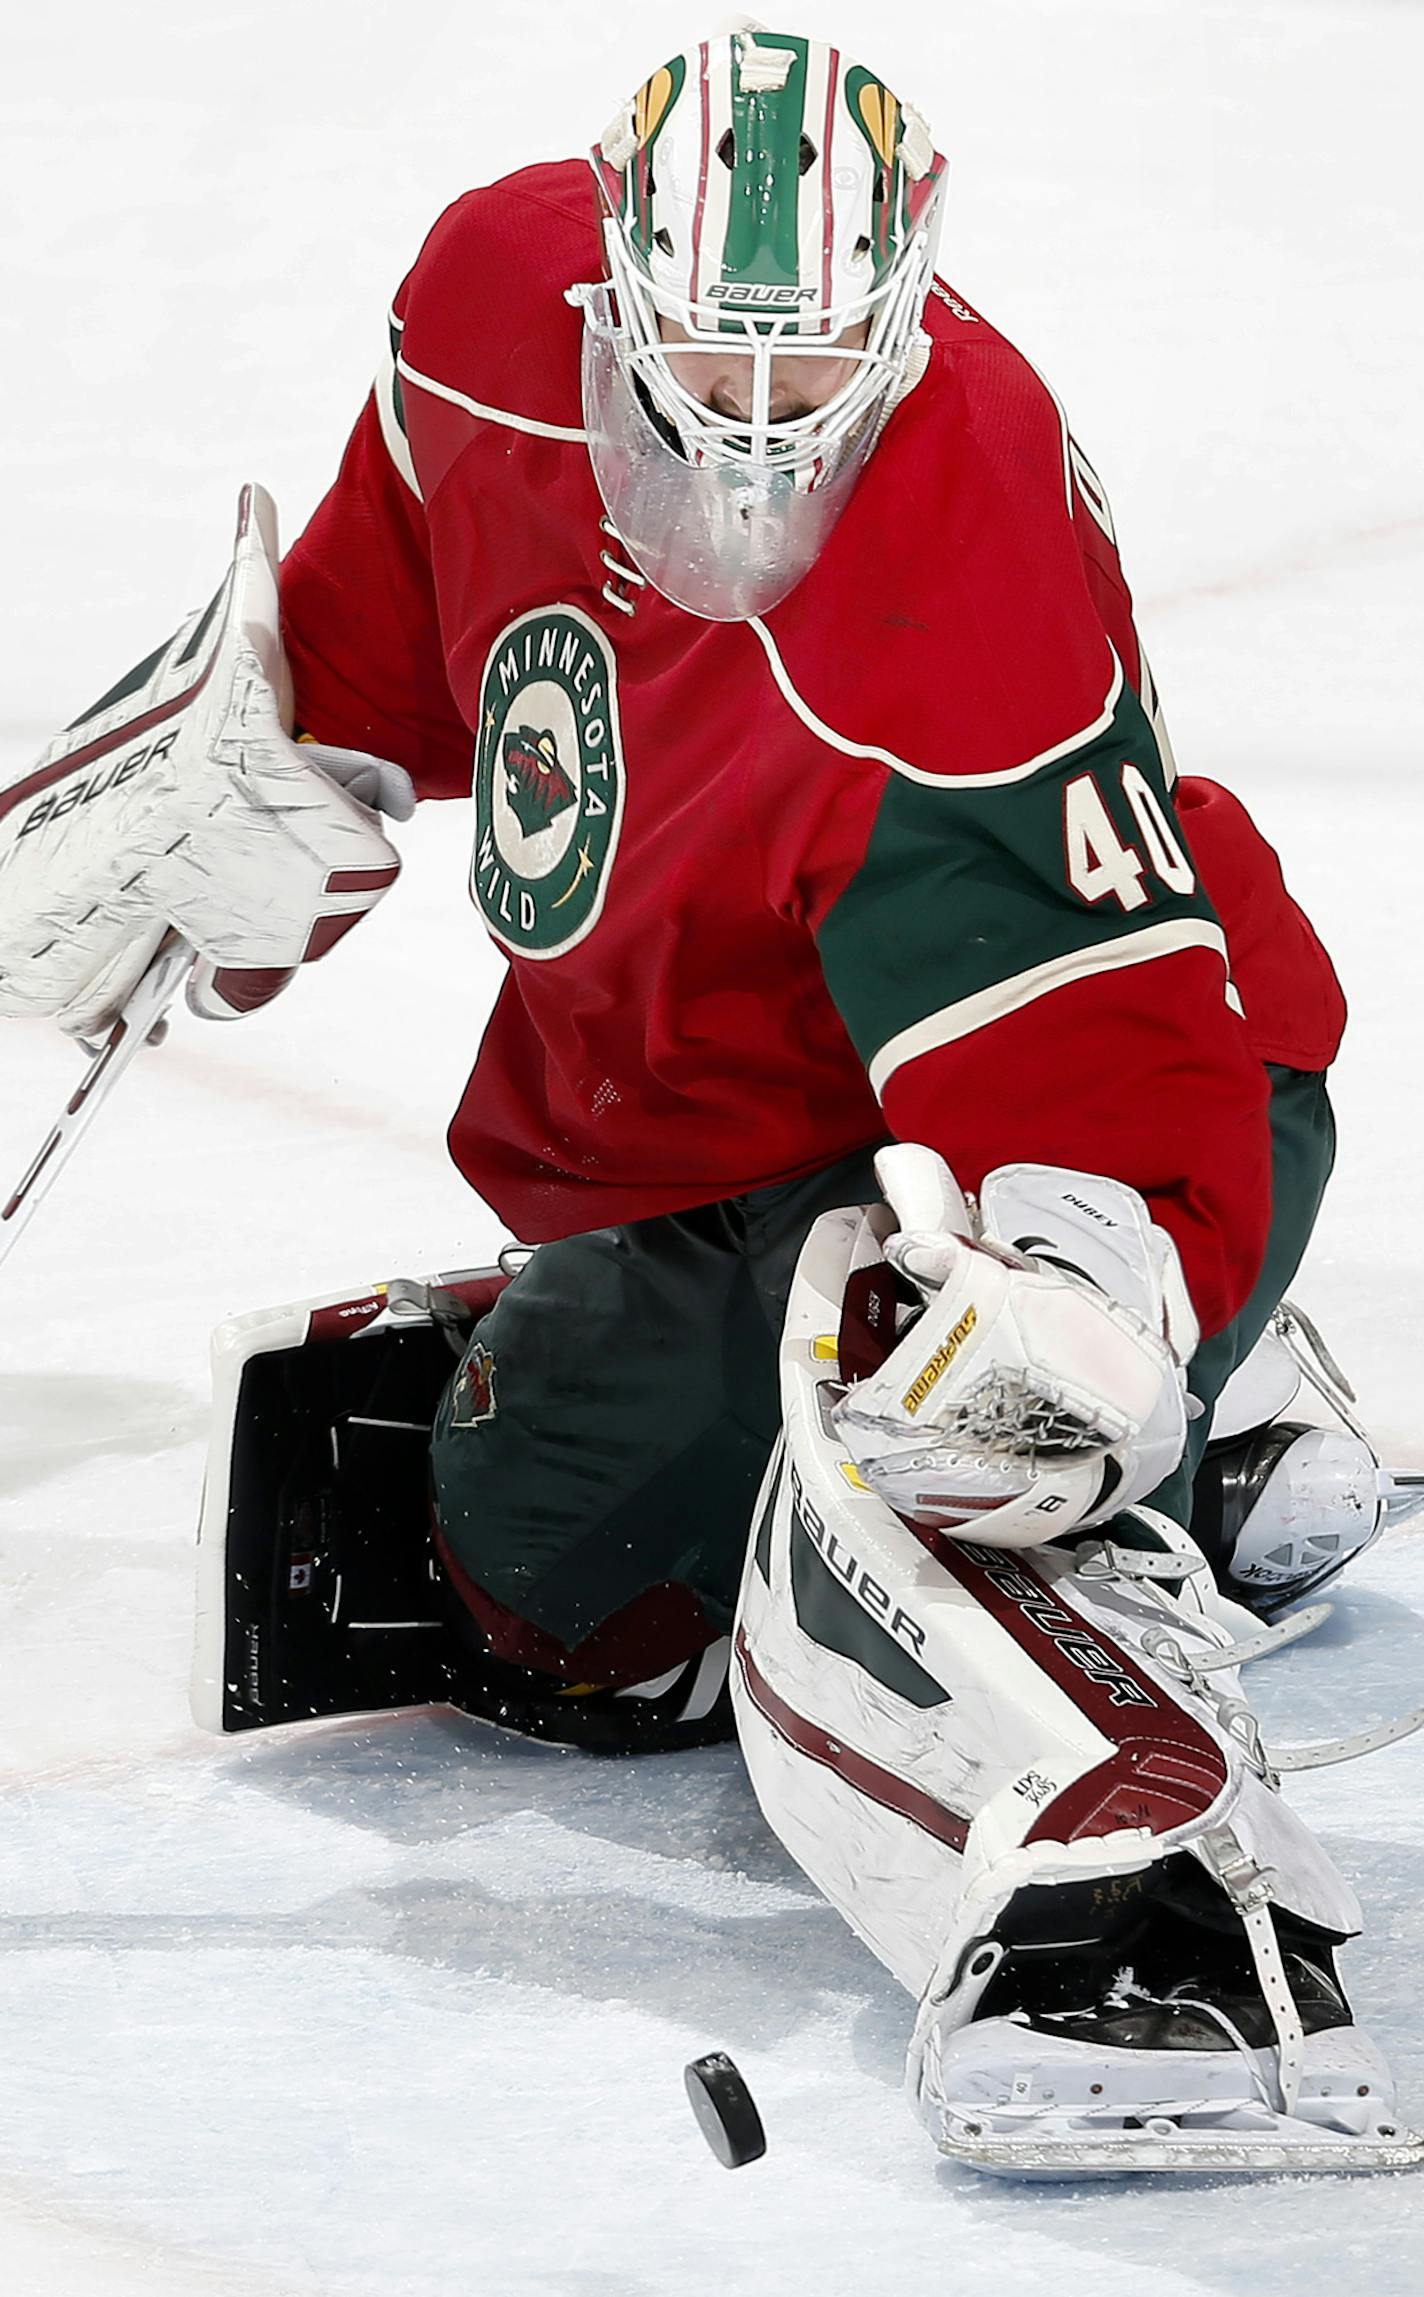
[
  {"x1": 868, "y1": 918, "x2": 1242, "y2": 1097},
  {"x1": 374, "y1": 313, "x2": 421, "y2": 499},
  {"x1": 749, "y1": 618, "x2": 1125, "y2": 787},
  {"x1": 1069, "y1": 437, "x2": 1116, "y2": 543},
  {"x1": 396, "y1": 356, "x2": 589, "y2": 444},
  {"x1": 1140, "y1": 648, "x2": 1181, "y2": 789}
]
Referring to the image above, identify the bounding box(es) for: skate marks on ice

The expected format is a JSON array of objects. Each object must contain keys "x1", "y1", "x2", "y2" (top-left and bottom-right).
[
  {"x1": 0, "y1": 1370, "x2": 205, "y2": 1502},
  {"x1": 0, "y1": 1720, "x2": 936, "y2": 2297},
  {"x1": 0, "y1": 1713, "x2": 1203, "y2": 2297},
  {"x1": 217, "y1": 1716, "x2": 896, "y2": 2053},
  {"x1": 2, "y1": 1664, "x2": 1422, "y2": 2297},
  {"x1": 0, "y1": 2168, "x2": 326, "y2": 2297}
]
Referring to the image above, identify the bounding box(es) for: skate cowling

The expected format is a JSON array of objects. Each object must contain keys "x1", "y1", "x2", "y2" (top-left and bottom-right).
[{"x1": 910, "y1": 1817, "x2": 1422, "y2": 2178}]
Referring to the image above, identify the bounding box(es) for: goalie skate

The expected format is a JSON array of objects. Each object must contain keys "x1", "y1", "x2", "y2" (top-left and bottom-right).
[
  {"x1": 917, "y1": 1853, "x2": 1423, "y2": 2179},
  {"x1": 925, "y1": 2021, "x2": 1422, "y2": 2179}
]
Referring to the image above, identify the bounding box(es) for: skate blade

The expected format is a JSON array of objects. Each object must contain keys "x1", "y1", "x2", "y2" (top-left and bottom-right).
[{"x1": 936, "y1": 2114, "x2": 1424, "y2": 2181}]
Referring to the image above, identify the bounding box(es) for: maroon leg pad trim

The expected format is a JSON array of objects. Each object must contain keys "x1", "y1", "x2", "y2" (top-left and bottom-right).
[
  {"x1": 324, "y1": 864, "x2": 401, "y2": 895},
  {"x1": 207, "y1": 965, "x2": 296, "y2": 1014},
  {"x1": 916, "y1": 1535, "x2": 1229, "y2": 1844},
  {"x1": 302, "y1": 911, "x2": 366, "y2": 964},
  {"x1": 439, "y1": 1273, "x2": 510, "y2": 1320},
  {"x1": 734, "y1": 1627, "x2": 969, "y2": 1852}
]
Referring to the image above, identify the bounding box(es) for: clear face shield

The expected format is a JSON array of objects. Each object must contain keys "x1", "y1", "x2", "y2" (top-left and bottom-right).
[{"x1": 571, "y1": 220, "x2": 935, "y2": 621}]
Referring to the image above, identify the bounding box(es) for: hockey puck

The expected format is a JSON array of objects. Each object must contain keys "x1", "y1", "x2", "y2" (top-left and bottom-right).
[{"x1": 684, "y1": 2052, "x2": 766, "y2": 2169}]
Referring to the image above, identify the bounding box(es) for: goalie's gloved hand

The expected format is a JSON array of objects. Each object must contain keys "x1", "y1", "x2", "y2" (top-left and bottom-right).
[
  {"x1": 298, "y1": 740, "x2": 416, "y2": 823},
  {"x1": 0, "y1": 486, "x2": 405, "y2": 1037},
  {"x1": 831, "y1": 1144, "x2": 1198, "y2": 1550}
]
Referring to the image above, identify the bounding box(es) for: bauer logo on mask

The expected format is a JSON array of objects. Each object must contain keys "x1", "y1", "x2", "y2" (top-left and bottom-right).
[{"x1": 470, "y1": 605, "x2": 627, "y2": 958}]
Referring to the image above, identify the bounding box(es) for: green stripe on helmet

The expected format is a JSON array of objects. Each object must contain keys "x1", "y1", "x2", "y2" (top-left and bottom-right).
[{"x1": 718, "y1": 31, "x2": 811, "y2": 314}]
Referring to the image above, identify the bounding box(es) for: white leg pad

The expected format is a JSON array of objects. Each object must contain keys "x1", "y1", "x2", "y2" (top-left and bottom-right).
[{"x1": 731, "y1": 1207, "x2": 1413, "y2": 2173}]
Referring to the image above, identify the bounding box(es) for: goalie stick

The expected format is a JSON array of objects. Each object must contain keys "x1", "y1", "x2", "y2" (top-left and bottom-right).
[{"x1": 0, "y1": 932, "x2": 196, "y2": 1273}]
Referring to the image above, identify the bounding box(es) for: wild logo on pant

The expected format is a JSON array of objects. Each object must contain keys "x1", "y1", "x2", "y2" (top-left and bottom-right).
[
  {"x1": 470, "y1": 605, "x2": 626, "y2": 958},
  {"x1": 451, "y1": 1342, "x2": 498, "y2": 1428}
]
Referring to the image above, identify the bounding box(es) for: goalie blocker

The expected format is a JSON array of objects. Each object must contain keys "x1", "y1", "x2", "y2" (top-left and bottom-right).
[
  {"x1": 732, "y1": 1185, "x2": 1421, "y2": 2175},
  {"x1": 0, "y1": 485, "x2": 404, "y2": 1039}
]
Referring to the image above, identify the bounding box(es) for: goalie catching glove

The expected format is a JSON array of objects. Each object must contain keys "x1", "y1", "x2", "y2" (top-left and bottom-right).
[
  {"x1": 833, "y1": 1145, "x2": 1199, "y2": 1547},
  {"x1": 0, "y1": 485, "x2": 411, "y2": 1038}
]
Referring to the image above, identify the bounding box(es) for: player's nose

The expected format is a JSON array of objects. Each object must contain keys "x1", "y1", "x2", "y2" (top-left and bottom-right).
[{"x1": 707, "y1": 372, "x2": 808, "y2": 424}]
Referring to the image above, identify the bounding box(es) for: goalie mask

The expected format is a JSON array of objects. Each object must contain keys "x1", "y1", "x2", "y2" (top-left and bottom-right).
[{"x1": 572, "y1": 24, "x2": 946, "y2": 621}]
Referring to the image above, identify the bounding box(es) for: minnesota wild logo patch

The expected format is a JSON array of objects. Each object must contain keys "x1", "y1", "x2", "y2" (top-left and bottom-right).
[
  {"x1": 471, "y1": 605, "x2": 626, "y2": 958},
  {"x1": 450, "y1": 1340, "x2": 497, "y2": 1428}
]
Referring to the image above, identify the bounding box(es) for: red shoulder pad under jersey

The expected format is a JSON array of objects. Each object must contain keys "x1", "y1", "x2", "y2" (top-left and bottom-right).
[
  {"x1": 924, "y1": 277, "x2": 1149, "y2": 666},
  {"x1": 279, "y1": 163, "x2": 602, "y2": 800},
  {"x1": 765, "y1": 293, "x2": 1123, "y2": 788},
  {"x1": 896, "y1": 292, "x2": 1347, "y2": 1071},
  {"x1": 280, "y1": 388, "x2": 474, "y2": 795},
  {"x1": 917, "y1": 283, "x2": 1196, "y2": 811},
  {"x1": 391, "y1": 162, "x2": 600, "y2": 500}
]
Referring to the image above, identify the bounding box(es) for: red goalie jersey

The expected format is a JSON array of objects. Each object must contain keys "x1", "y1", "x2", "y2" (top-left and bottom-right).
[{"x1": 281, "y1": 160, "x2": 1345, "y2": 1339}]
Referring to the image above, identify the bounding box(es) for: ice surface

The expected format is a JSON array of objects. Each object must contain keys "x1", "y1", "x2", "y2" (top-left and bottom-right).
[{"x1": 2, "y1": 0, "x2": 1422, "y2": 2289}]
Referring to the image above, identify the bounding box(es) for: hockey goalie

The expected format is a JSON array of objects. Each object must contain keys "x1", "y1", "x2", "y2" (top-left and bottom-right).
[{"x1": 1, "y1": 20, "x2": 1418, "y2": 2177}]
